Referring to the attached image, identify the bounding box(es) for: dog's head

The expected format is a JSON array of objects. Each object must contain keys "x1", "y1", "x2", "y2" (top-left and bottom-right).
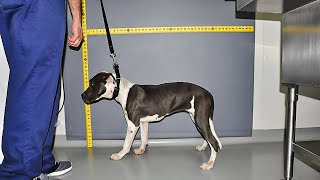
[{"x1": 81, "y1": 72, "x2": 116, "y2": 104}]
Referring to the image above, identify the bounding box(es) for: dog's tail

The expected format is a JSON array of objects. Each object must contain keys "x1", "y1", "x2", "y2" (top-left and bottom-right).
[{"x1": 210, "y1": 94, "x2": 214, "y2": 119}]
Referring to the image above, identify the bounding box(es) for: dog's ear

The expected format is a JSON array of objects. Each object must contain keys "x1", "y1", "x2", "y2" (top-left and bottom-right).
[{"x1": 106, "y1": 74, "x2": 114, "y2": 84}]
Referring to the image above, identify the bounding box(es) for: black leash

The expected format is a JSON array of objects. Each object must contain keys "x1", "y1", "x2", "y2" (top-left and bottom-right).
[{"x1": 99, "y1": 0, "x2": 120, "y2": 100}]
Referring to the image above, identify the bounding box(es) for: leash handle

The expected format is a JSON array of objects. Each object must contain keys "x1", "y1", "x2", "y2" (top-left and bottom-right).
[{"x1": 99, "y1": 0, "x2": 115, "y2": 58}]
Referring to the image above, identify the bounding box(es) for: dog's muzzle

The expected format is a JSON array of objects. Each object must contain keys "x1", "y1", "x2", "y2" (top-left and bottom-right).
[
  {"x1": 81, "y1": 88, "x2": 96, "y2": 104},
  {"x1": 81, "y1": 92, "x2": 91, "y2": 104}
]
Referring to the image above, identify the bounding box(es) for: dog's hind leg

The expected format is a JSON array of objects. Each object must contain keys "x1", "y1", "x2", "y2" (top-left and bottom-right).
[
  {"x1": 110, "y1": 120, "x2": 139, "y2": 160},
  {"x1": 194, "y1": 100, "x2": 221, "y2": 170},
  {"x1": 133, "y1": 122, "x2": 149, "y2": 155},
  {"x1": 196, "y1": 140, "x2": 208, "y2": 152},
  {"x1": 189, "y1": 113, "x2": 208, "y2": 152},
  {"x1": 196, "y1": 117, "x2": 221, "y2": 170},
  {"x1": 209, "y1": 117, "x2": 222, "y2": 150}
]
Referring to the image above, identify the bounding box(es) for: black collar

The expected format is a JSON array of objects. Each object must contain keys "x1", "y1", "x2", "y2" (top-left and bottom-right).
[{"x1": 111, "y1": 63, "x2": 120, "y2": 100}]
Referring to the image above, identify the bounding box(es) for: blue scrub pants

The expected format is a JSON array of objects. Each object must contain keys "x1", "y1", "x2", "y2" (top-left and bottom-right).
[{"x1": 0, "y1": 0, "x2": 66, "y2": 179}]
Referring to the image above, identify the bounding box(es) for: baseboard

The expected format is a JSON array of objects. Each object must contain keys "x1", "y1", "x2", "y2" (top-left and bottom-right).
[{"x1": 53, "y1": 128, "x2": 320, "y2": 148}]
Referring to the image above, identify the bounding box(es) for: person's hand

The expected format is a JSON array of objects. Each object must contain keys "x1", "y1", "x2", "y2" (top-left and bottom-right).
[{"x1": 68, "y1": 19, "x2": 83, "y2": 47}]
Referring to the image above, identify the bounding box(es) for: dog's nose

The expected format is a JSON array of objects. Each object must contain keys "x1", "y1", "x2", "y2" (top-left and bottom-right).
[{"x1": 81, "y1": 93, "x2": 90, "y2": 104}]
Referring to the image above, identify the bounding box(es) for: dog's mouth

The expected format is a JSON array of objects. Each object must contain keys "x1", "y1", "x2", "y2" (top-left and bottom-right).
[
  {"x1": 81, "y1": 91, "x2": 99, "y2": 104},
  {"x1": 81, "y1": 91, "x2": 107, "y2": 104},
  {"x1": 81, "y1": 93, "x2": 92, "y2": 104}
]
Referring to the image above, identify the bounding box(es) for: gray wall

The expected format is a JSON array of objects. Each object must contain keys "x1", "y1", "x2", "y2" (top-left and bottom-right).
[{"x1": 64, "y1": 0, "x2": 255, "y2": 140}]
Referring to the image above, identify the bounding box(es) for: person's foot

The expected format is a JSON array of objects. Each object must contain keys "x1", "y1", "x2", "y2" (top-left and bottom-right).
[
  {"x1": 46, "y1": 161, "x2": 72, "y2": 177},
  {"x1": 33, "y1": 173, "x2": 60, "y2": 180}
]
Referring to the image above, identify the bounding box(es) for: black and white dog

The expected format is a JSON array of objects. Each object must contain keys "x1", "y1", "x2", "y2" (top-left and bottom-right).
[{"x1": 81, "y1": 72, "x2": 221, "y2": 170}]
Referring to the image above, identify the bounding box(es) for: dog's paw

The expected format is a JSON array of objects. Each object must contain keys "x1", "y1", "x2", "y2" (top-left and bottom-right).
[
  {"x1": 133, "y1": 148, "x2": 145, "y2": 155},
  {"x1": 110, "y1": 153, "x2": 122, "y2": 160},
  {"x1": 195, "y1": 145, "x2": 206, "y2": 151},
  {"x1": 200, "y1": 162, "x2": 214, "y2": 171}
]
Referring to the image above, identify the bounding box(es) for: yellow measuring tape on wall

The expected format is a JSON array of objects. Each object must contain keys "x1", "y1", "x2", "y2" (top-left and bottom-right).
[
  {"x1": 81, "y1": 0, "x2": 93, "y2": 148},
  {"x1": 86, "y1": 26, "x2": 254, "y2": 35},
  {"x1": 81, "y1": 0, "x2": 254, "y2": 148}
]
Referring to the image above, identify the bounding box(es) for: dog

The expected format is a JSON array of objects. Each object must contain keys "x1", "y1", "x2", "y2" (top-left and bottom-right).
[{"x1": 81, "y1": 72, "x2": 222, "y2": 170}]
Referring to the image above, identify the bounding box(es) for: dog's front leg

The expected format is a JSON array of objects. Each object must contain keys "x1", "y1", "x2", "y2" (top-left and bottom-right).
[
  {"x1": 134, "y1": 122, "x2": 149, "y2": 155},
  {"x1": 110, "y1": 121, "x2": 139, "y2": 160}
]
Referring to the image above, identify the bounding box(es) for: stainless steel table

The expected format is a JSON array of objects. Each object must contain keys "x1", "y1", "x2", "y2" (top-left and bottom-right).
[
  {"x1": 283, "y1": 85, "x2": 320, "y2": 180},
  {"x1": 233, "y1": 0, "x2": 320, "y2": 179}
]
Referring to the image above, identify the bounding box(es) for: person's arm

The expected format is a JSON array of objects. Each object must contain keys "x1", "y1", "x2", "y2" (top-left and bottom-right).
[{"x1": 67, "y1": 0, "x2": 83, "y2": 47}]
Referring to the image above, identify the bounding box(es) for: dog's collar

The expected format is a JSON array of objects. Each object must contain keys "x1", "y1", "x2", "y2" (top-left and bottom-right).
[
  {"x1": 111, "y1": 63, "x2": 121, "y2": 100},
  {"x1": 112, "y1": 83, "x2": 120, "y2": 100}
]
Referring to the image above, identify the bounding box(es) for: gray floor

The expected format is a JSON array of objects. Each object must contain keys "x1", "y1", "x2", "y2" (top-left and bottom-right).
[{"x1": 53, "y1": 142, "x2": 320, "y2": 180}]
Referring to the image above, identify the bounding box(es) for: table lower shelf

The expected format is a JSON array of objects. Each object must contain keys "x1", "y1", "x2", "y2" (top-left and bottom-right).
[{"x1": 294, "y1": 141, "x2": 320, "y2": 172}]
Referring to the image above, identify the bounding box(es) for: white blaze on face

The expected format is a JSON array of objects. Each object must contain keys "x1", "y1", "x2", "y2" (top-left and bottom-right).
[{"x1": 100, "y1": 75, "x2": 116, "y2": 99}]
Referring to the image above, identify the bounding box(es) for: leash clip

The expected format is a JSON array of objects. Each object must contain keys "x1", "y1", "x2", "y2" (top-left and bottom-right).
[
  {"x1": 110, "y1": 53, "x2": 118, "y2": 65},
  {"x1": 110, "y1": 53, "x2": 116, "y2": 59}
]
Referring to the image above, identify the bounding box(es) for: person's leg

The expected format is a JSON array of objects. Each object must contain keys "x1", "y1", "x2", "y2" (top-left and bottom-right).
[
  {"x1": 0, "y1": 0, "x2": 66, "y2": 179},
  {"x1": 0, "y1": 3, "x2": 31, "y2": 180},
  {"x1": 43, "y1": 79, "x2": 73, "y2": 178},
  {"x1": 42, "y1": 80, "x2": 61, "y2": 173}
]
